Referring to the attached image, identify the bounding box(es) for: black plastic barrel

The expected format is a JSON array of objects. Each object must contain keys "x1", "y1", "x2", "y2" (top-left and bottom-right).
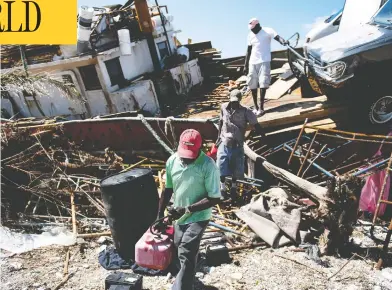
[{"x1": 100, "y1": 169, "x2": 159, "y2": 261}]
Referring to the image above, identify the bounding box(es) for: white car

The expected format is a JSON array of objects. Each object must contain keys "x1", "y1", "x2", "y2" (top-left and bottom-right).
[
  {"x1": 304, "y1": 9, "x2": 343, "y2": 48},
  {"x1": 304, "y1": 0, "x2": 386, "y2": 56}
]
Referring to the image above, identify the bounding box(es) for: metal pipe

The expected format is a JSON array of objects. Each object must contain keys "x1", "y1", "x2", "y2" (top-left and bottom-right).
[
  {"x1": 317, "y1": 133, "x2": 392, "y2": 144},
  {"x1": 155, "y1": 0, "x2": 172, "y2": 56},
  {"x1": 297, "y1": 131, "x2": 318, "y2": 176},
  {"x1": 261, "y1": 138, "x2": 297, "y2": 156},
  {"x1": 208, "y1": 221, "x2": 247, "y2": 237},
  {"x1": 287, "y1": 45, "x2": 347, "y2": 73},
  {"x1": 244, "y1": 176, "x2": 264, "y2": 184},
  {"x1": 301, "y1": 144, "x2": 328, "y2": 178},
  {"x1": 306, "y1": 126, "x2": 392, "y2": 140},
  {"x1": 284, "y1": 144, "x2": 334, "y2": 178},
  {"x1": 227, "y1": 242, "x2": 266, "y2": 252},
  {"x1": 320, "y1": 140, "x2": 352, "y2": 157},
  {"x1": 372, "y1": 153, "x2": 392, "y2": 225},
  {"x1": 351, "y1": 158, "x2": 389, "y2": 177},
  {"x1": 288, "y1": 119, "x2": 308, "y2": 165},
  {"x1": 225, "y1": 177, "x2": 262, "y2": 187}
]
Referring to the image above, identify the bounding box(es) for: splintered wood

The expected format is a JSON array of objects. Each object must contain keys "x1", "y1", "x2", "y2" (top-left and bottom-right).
[{"x1": 1, "y1": 120, "x2": 167, "y2": 235}]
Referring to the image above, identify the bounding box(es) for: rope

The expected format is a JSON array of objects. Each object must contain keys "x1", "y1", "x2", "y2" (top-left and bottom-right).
[
  {"x1": 138, "y1": 114, "x2": 174, "y2": 155},
  {"x1": 165, "y1": 116, "x2": 177, "y2": 149}
]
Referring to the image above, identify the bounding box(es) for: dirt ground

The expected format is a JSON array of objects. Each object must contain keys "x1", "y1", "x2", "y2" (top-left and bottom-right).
[{"x1": 1, "y1": 238, "x2": 392, "y2": 290}]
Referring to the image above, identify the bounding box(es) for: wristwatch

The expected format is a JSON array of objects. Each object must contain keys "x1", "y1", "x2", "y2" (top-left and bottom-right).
[{"x1": 185, "y1": 207, "x2": 191, "y2": 214}]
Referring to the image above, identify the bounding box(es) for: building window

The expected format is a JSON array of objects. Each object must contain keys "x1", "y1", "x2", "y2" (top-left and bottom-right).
[
  {"x1": 157, "y1": 41, "x2": 170, "y2": 59},
  {"x1": 104, "y1": 57, "x2": 125, "y2": 87},
  {"x1": 79, "y1": 65, "x2": 102, "y2": 91}
]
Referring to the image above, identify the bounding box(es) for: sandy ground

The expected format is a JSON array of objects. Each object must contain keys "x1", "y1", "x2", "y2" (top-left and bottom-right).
[{"x1": 1, "y1": 238, "x2": 392, "y2": 290}]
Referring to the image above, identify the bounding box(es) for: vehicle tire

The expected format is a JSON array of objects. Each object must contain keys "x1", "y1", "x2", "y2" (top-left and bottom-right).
[
  {"x1": 369, "y1": 95, "x2": 392, "y2": 125},
  {"x1": 325, "y1": 88, "x2": 347, "y2": 103}
]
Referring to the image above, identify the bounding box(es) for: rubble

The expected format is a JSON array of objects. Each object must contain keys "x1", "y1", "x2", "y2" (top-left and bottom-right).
[
  {"x1": 1, "y1": 2, "x2": 391, "y2": 289},
  {"x1": 1, "y1": 100, "x2": 391, "y2": 289}
]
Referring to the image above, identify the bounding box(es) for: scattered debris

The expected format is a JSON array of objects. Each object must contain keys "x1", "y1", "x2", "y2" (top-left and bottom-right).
[{"x1": 1, "y1": 3, "x2": 391, "y2": 289}]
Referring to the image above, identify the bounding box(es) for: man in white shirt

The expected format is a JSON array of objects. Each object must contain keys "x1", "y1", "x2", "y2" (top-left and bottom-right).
[{"x1": 244, "y1": 18, "x2": 288, "y2": 116}]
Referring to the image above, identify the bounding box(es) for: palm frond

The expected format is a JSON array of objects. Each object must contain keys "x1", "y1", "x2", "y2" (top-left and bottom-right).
[{"x1": 0, "y1": 70, "x2": 79, "y2": 98}]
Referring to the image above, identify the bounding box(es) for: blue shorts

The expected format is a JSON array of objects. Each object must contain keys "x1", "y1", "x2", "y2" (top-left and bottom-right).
[{"x1": 217, "y1": 143, "x2": 245, "y2": 179}]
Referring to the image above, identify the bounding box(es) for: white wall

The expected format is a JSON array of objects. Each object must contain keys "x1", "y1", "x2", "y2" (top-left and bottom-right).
[
  {"x1": 109, "y1": 80, "x2": 160, "y2": 115},
  {"x1": 7, "y1": 80, "x2": 87, "y2": 120},
  {"x1": 97, "y1": 40, "x2": 154, "y2": 93}
]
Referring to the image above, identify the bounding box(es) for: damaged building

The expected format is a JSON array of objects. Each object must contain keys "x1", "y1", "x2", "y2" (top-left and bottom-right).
[{"x1": 1, "y1": 1, "x2": 203, "y2": 119}]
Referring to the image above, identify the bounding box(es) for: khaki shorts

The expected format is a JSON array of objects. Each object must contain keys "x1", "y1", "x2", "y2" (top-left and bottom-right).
[{"x1": 247, "y1": 62, "x2": 271, "y2": 89}]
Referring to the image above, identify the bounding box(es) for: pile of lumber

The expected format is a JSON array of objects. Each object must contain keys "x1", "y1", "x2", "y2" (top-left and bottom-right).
[{"x1": 185, "y1": 41, "x2": 245, "y2": 85}]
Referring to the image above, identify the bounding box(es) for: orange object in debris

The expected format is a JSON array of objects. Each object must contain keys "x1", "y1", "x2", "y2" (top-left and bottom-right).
[
  {"x1": 207, "y1": 144, "x2": 218, "y2": 160},
  {"x1": 134, "y1": 0, "x2": 153, "y2": 33}
]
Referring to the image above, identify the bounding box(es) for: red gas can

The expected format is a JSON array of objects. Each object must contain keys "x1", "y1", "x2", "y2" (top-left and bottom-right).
[
  {"x1": 135, "y1": 226, "x2": 174, "y2": 270},
  {"x1": 207, "y1": 143, "x2": 218, "y2": 160}
]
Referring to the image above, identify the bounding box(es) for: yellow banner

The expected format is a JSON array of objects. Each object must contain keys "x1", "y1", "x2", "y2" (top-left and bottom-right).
[{"x1": 0, "y1": 0, "x2": 77, "y2": 44}]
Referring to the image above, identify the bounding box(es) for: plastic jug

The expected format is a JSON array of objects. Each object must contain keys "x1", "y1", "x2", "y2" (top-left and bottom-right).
[
  {"x1": 135, "y1": 226, "x2": 173, "y2": 270},
  {"x1": 207, "y1": 143, "x2": 218, "y2": 160}
]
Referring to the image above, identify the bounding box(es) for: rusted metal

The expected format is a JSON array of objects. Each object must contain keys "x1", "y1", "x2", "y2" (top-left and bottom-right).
[
  {"x1": 134, "y1": 0, "x2": 154, "y2": 33},
  {"x1": 301, "y1": 144, "x2": 328, "y2": 178},
  {"x1": 297, "y1": 131, "x2": 318, "y2": 176},
  {"x1": 70, "y1": 191, "x2": 77, "y2": 235},
  {"x1": 369, "y1": 152, "x2": 392, "y2": 270},
  {"x1": 19, "y1": 116, "x2": 218, "y2": 152},
  {"x1": 306, "y1": 126, "x2": 392, "y2": 140},
  {"x1": 372, "y1": 152, "x2": 392, "y2": 225},
  {"x1": 284, "y1": 143, "x2": 334, "y2": 178},
  {"x1": 227, "y1": 242, "x2": 266, "y2": 252},
  {"x1": 212, "y1": 214, "x2": 243, "y2": 227},
  {"x1": 288, "y1": 118, "x2": 308, "y2": 165}
]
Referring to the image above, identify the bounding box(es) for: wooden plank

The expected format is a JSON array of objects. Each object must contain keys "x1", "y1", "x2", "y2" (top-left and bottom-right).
[
  {"x1": 256, "y1": 106, "x2": 345, "y2": 129},
  {"x1": 243, "y1": 95, "x2": 345, "y2": 130},
  {"x1": 236, "y1": 75, "x2": 247, "y2": 83},
  {"x1": 265, "y1": 78, "x2": 298, "y2": 100},
  {"x1": 272, "y1": 58, "x2": 288, "y2": 62},
  {"x1": 271, "y1": 68, "x2": 287, "y2": 75},
  {"x1": 266, "y1": 118, "x2": 338, "y2": 136},
  {"x1": 279, "y1": 69, "x2": 294, "y2": 80},
  {"x1": 199, "y1": 50, "x2": 221, "y2": 55}
]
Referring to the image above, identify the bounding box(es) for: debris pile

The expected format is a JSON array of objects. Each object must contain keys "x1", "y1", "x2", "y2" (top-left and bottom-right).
[
  {"x1": 0, "y1": 120, "x2": 167, "y2": 236},
  {"x1": 1, "y1": 114, "x2": 391, "y2": 279}
]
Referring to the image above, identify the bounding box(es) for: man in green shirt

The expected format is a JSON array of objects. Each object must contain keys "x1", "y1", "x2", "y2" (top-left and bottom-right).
[{"x1": 158, "y1": 129, "x2": 221, "y2": 290}]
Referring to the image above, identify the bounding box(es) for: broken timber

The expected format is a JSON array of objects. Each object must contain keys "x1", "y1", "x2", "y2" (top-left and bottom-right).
[
  {"x1": 247, "y1": 97, "x2": 346, "y2": 130},
  {"x1": 244, "y1": 143, "x2": 334, "y2": 213}
]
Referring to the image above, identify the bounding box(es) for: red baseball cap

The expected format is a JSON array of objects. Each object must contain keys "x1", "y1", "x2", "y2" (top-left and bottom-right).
[{"x1": 177, "y1": 129, "x2": 202, "y2": 159}]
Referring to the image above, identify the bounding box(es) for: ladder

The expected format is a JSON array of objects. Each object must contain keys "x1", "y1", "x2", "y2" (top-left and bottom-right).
[{"x1": 371, "y1": 151, "x2": 392, "y2": 270}]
